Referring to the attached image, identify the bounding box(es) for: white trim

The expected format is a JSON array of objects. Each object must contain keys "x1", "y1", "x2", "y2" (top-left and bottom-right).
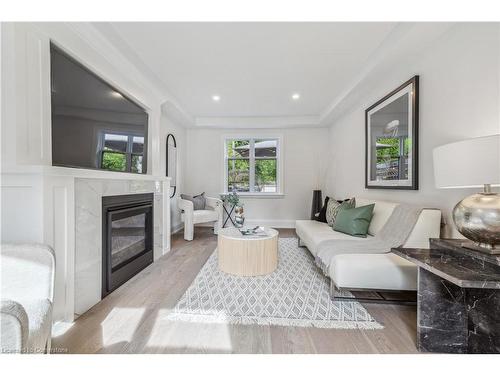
[
  {"x1": 171, "y1": 222, "x2": 184, "y2": 234},
  {"x1": 196, "y1": 116, "x2": 320, "y2": 129},
  {"x1": 1, "y1": 164, "x2": 170, "y2": 182},
  {"x1": 236, "y1": 193, "x2": 285, "y2": 199}
]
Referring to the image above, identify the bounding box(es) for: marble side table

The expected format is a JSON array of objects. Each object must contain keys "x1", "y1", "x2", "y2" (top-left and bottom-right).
[{"x1": 392, "y1": 239, "x2": 500, "y2": 354}]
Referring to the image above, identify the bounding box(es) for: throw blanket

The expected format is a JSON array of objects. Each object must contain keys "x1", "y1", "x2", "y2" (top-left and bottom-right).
[{"x1": 315, "y1": 204, "x2": 422, "y2": 276}]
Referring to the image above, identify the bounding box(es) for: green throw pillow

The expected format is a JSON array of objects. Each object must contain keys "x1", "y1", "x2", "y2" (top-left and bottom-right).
[
  {"x1": 325, "y1": 197, "x2": 355, "y2": 227},
  {"x1": 333, "y1": 204, "x2": 375, "y2": 238}
]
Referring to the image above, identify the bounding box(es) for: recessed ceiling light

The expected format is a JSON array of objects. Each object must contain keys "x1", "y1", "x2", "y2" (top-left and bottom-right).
[
  {"x1": 212, "y1": 95, "x2": 221, "y2": 102},
  {"x1": 110, "y1": 91, "x2": 123, "y2": 99},
  {"x1": 292, "y1": 93, "x2": 300, "y2": 100}
]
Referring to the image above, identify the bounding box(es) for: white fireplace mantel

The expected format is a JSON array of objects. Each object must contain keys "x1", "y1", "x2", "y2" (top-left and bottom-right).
[
  {"x1": 1, "y1": 165, "x2": 171, "y2": 323},
  {"x1": 1, "y1": 164, "x2": 170, "y2": 181}
]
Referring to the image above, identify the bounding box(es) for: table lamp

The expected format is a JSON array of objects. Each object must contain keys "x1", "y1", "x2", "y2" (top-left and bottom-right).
[{"x1": 433, "y1": 134, "x2": 500, "y2": 254}]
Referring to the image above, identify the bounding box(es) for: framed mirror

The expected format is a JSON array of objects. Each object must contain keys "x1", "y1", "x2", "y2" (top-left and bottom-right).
[{"x1": 365, "y1": 76, "x2": 419, "y2": 190}]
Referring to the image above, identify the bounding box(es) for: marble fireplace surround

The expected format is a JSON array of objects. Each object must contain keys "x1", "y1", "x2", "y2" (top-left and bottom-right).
[
  {"x1": 75, "y1": 178, "x2": 168, "y2": 316},
  {"x1": 1, "y1": 165, "x2": 171, "y2": 322}
]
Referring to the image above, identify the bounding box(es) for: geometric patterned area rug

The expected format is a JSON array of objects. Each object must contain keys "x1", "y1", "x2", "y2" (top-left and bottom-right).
[{"x1": 166, "y1": 237, "x2": 382, "y2": 329}]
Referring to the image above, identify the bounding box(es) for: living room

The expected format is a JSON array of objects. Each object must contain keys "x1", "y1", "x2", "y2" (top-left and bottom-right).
[{"x1": 1, "y1": 0, "x2": 499, "y2": 373}]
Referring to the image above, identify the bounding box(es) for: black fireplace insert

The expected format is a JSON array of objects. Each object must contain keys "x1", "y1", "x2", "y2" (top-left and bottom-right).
[{"x1": 102, "y1": 193, "x2": 154, "y2": 298}]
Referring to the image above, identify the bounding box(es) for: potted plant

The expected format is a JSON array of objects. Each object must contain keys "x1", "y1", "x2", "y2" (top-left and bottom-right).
[
  {"x1": 221, "y1": 190, "x2": 240, "y2": 207},
  {"x1": 220, "y1": 191, "x2": 245, "y2": 227}
]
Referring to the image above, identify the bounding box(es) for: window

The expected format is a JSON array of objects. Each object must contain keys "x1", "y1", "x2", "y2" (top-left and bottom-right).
[
  {"x1": 224, "y1": 137, "x2": 281, "y2": 194},
  {"x1": 100, "y1": 133, "x2": 146, "y2": 173}
]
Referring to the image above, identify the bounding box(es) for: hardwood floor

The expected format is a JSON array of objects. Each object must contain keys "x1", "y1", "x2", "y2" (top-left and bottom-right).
[{"x1": 52, "y1": 228, "x2": 418, "y2": 354}]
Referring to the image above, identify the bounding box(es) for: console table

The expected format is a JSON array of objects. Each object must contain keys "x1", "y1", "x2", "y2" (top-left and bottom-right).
[{"x1": 392, "y1": 239, "x2": 500, "y2": 354}]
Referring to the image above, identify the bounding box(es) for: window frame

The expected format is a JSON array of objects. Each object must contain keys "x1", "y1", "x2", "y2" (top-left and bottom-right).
[
  {"x1": 223, "y1": 135, "x2": 283, "y2": 196},
  {"x1": 98, "y1": 131, "x2": 146, "y2": 174}
]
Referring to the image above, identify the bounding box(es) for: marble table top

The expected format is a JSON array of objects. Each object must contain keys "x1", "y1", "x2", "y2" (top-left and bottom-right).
[
  {"x1": 392, "y1": 246, "x2": 500, "y2": 289},
  {"x1": 429, "y1": 238, "x2": 500, "y2": 266}
]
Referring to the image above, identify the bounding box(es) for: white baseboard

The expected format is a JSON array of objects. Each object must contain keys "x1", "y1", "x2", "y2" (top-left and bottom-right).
[{"x1": 171, "y1": 222, "x2": 184, "y2": 234}]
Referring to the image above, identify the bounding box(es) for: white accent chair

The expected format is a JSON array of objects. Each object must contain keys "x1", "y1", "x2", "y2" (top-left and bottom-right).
[
  {"x1": 179, "y1": 196, "x2": 223, "y2": 241},
  {"x1": 1, "y1": 243, "x2": 55, "y2": 354}
]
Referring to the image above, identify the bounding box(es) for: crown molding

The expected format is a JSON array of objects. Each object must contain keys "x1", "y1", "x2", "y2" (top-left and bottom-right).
[
  {"x1": 194, "y1": 116, "x2": 322, "y2": 129},
  {"x1": 89, "y1": 22, "x2": 194, "y2": 126},
  {"x1": 319, "y1": 22, "x2": 455, "y2": 126},
  {"x1": 86, "y1": 22, "x2": 456, "y2": 130},
  {"x1": 162, "y1": 101, "x2": 195, "y2": 127},
  {"x1": 318, "y1": 23, "x2": 414, "y2": 126},
  {"x1": 60, "y1": 22, "x2": 165, "y2": 106}
]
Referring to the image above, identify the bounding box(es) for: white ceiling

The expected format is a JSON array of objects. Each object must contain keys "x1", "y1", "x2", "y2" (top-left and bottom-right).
[{"x1": 92, "y1": 22, "x2": 453, "y2": 128}]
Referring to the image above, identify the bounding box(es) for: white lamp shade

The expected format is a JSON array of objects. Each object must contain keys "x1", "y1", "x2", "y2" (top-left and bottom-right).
[{"x1": 433, "y1": 134, "x2": 500, "y2": 189}]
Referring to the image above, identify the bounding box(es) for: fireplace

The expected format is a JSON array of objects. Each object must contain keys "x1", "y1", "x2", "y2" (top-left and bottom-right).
[{"x1": 102, "y1": 193, "x2": 154, "y2": 298}]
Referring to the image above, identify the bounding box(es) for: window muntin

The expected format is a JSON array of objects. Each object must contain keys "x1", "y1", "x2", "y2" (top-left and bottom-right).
[
  {"x1": 100, "y1": 133, "x2": 145, "y2": 173},
  {"x1": 225, "y1": 138, "x2": 280, "y2": 194}
]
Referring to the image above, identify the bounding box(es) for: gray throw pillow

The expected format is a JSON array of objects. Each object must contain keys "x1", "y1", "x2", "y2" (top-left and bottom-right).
[
  {"x1": 326, "y1": 197, "x2": 355, "y2": 227},
  {"x1": 181, "y1": 192, "x2": 206, "y2": 210}
]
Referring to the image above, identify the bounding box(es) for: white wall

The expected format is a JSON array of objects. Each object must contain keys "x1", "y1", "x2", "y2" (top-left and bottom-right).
[
  {"x1": 325, "y1": 23, "x2": 500, "y2": 237},
  {"x1": 185, "y1": 127, "x2": 329, "y2": 227},
  {"x1": 160, "y1": 111, "x2": 187, "y2": 232}
]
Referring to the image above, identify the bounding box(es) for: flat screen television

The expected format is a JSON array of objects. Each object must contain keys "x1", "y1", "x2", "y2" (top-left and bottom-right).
[{"x1": 50, "y1": 44, "x2": 148, "y2": 174}]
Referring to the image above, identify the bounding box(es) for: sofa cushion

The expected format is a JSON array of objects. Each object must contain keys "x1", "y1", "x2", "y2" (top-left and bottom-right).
[
  {"x1": 295, "y1": 220, "x2": 367, "y2": 256},
  {"x1": 355, "y1": 198, "x2": 398, "y2": 236},
  {"x1": 330, "y1": 253, "x2": 417, "y2": 291},
  {"x1": 182, "y1": 209, "x2": 218, "y2": 225}
]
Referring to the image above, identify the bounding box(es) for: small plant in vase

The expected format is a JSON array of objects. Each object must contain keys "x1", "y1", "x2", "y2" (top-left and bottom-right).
[
  {"x1": 220, "y1": 190, "x2": 245, "y2": 228},
  {"x1": 221, "y1": 190, "x2": 240, "y2": 207}
]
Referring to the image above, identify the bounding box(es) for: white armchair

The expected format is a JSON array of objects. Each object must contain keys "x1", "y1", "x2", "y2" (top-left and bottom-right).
[
  {"x1": 1, "y1": 243, "x2": 55, "y2": 354},
  {"x1": 179, "y1": 196, "x2": 223, "y2": 241}
]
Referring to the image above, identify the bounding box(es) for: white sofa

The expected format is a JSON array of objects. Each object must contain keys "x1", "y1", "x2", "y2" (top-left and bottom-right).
[
  {"x1": 296, "y1": 198, "x2": 441, "y2": 295},
  {"x1": 179, "y1": 196, "x2": 223, "y2": 241},
  {"x1": 1, "y1": 244, "x2": 55, "y2": 354}
]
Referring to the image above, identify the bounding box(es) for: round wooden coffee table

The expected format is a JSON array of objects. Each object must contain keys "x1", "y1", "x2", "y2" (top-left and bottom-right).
[{"x1": 217, "y1": 227, "x2": 278, "y2": 276}]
